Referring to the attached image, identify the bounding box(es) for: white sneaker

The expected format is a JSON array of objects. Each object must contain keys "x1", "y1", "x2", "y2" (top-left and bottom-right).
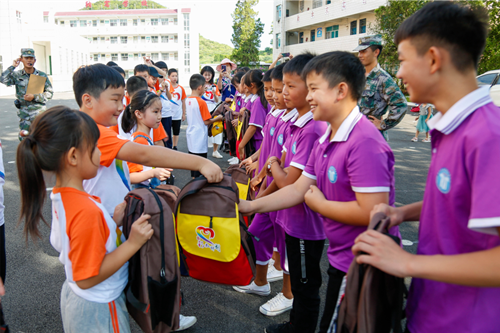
[
  {"x1": 233, "y1": 281, "x2": 271, "y2": 296},
  {"x1": 229, "y1": 158, "x2": 239, "y2": 165},
  {"x1": 228, "y1": 156, "x2": 237, "y2": 162},
  {"x1": 259, "y1": 292, "x2": 293, "y2": 316},
  {"x1": 174, "y1": 314, "x2": 197, "y2": 331},
  {"x1": 212, "y1": 151, "x2": 223, "y2": 159},
  {"x1": 267, "y1": 264, "x2": 284, "y2": 282}
]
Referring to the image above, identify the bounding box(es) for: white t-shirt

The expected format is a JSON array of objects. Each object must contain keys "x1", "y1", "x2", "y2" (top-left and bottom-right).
[
  {"x1": 171, "y1": 85, "x2": 187, "y2": 121},
  {"x1": 186, "y1": 96, "x2": 211, "y2": 154},
  {"x1": 117, "y1": 111, "x2": 155, "y2": 141}
]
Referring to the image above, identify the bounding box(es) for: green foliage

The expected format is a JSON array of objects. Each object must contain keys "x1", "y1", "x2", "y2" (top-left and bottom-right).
[
  {"x1": 259, "y1": 47, "x2": 273, "y2": 63},
  {"x1": 199, "y1": 35, "x2": 234, "y2": 65},
  {"x1": 373, "y1": 0, "x2": 500, "y2": 78},
  {"x1": 80, "y1": 0, "x2": 165, "y2": 10},
  {"x1": 231, "y1": 0, "x2": 265, "y2": 66}
]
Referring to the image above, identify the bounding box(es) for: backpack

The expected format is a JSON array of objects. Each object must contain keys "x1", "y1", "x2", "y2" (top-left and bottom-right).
[
  {"x1": 336, "y1": 212, "x2": 405, "y2": 333},
  {"x1": 122, "y1": 187, "x2": 181, "y2": 333},
  {"x1": 175, "y1": 175, "x2": 257, "y2": 286},
  {"x1": 224, "y1": 165, "x2": 255, "y2": 226}
]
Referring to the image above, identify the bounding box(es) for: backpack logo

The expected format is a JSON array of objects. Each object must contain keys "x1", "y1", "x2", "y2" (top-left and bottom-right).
[
  {"x1": 436, "y1": 168, "x2": 451, "y2": 194},
  {"x1": 196, "y1": 226, "x2": 221, "y2": 252},
  {"x1": 270, "y1": 127, "x2": 275, "y2": 136},
  {"x1": 278, "y1": 134, "x2": 284, "y2": 145},
  {"x1": 328, "y1": 166, "x2": 337, "y2": 183},
  {"x1": 292, "y1": 141, "x2": 297, "y2": 154}
]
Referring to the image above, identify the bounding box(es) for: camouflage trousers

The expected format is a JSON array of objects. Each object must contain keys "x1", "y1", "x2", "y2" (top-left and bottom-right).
[{"x1": 17, "y1": 106, "x2": 45, "y2": 141}]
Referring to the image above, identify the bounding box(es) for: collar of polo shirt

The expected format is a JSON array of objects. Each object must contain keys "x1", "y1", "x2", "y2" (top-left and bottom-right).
[
  {"x1": 271, "y1": 108, "x2": 285, "y2": 118},
  {"x1": 280, "y1": 108, "x2": 298, "y2": 122},
  {"x1": 291, "y1": 110, "x2": 314, "y2": 128},
  {"x1": 319, "y1": 106, "x2": 363, "y2": 143}
]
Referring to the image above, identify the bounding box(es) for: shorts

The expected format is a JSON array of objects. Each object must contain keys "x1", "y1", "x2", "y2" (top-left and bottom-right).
[
  {"x1": 172, "y1": 120, "x2": 182, "y2": 136},
  {"x1": 188, "y1": 151, "x2": 207, "y2": 178}
]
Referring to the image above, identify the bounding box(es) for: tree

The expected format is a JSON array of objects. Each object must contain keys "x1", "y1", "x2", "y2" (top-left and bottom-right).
[
  {"x1": 199, "y1": 35, "x2": 234, "y2": 65},
  {"x1": 372, "y1": 1, "x2": 500, "y2": 78},
  {"x1": 231, "y1": 0, "x2": 265, "y2": 66},
  {"x1": 80, "y1": 0, "x2": 165, "y2": 10}
]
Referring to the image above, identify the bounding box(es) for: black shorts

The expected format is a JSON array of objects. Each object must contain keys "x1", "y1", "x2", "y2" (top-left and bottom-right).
[
  {"x1": 172, "y1": 120, "x2": 182, "y2": 136},
  {"x1": 188, "y1": 151, "x2": 207, "y2": 178}
]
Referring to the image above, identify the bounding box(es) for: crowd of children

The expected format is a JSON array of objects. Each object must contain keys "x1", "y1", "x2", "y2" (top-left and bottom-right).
[{"x1": 3, "y1": 2, "x2": 500, "y2": 333}]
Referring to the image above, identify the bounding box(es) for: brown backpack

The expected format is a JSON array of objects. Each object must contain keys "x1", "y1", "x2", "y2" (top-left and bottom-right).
[
  {"x1": 224, "y1": 165, "x2": 255, "y2": 226},
  {"x1": 122, "y1": 186, "x2": 181, "y2": 333},
  {"x1": 336, "y1": 212, "x2": 405, "y2": 333}
]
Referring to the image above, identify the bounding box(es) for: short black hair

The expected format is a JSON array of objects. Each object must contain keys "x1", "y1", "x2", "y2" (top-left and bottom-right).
[
  {"x1": 394, "y1": 1, "x2": 488, "y2": 71},
  {"x1": 369, "y1": 45, "x2": 383, "y2": 59},
  {"x1": 190, "y1": 74, "x2": 205, "y2": 90},
  {"x1": 236, "y1": 66, "x2": 250, "y2": 73},
  {"x1": 134, "y1": 64, "x2": 150, "y2": 75},
  {"x1": 271, "y1": 63, "x2": 285, "y2": 81},
  {"x1": 303, "y1": 51, "x2": 365, "y2": 100},
  {"x1": 111, "y1": 66, "x2": 125, "y2": 76},
  {"x1": 168, "y1": 68, "x2": 178, "y2": 76},
  {"x1": 73, "y1": 64, "x2": 125, "y2": 107},
  {"x1": 155, "y1": 61, "x2": 168, "y2": 70},
  {"x1": 126, "y1": 76, "x2": 148, "y2": 99},
  {"x1": 283, "y1": 52, "x2": 316, "y2": 77},
  {"x1": 106, "y1": 61, "x2": 118, "y2": 67},
  {"x1": 263, "y1": 68, "x2": 274, "y2": 82},
  {"x1": 231, "y1": 71, "x2": 244, "y2": 86}
]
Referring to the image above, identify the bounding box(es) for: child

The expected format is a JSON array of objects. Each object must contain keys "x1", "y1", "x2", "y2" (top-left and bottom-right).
[
  {"x1": 201, "y1": 66, "x2": 223, "y2": 159},
  {"x1": 168, "y1": 69, "x2": 187, "y2": 151},
  {"x1": 122, "y1": 90, "x2": 172, "y2": 188},
  {"x1": 353, "y1": 3, "x2": 500, "y2": 333},
  {"x1": 17, "y1": 106, "x2": 153, "y2": 332},
  {"x1": 238, "y1": 70, "x2": 269, "y2": 159},
  {"x1": 411, "y1": 103, "x2": 433, "y2": 142},
  {"x1": 239, "y1": 51, "x2": 399, "y2": 333},
  {"x1": 186, "y1": 74, "x2": 224, "y2": 178},
  {"x1": 134, "y1": 64, "x2": 149, "y2": 81},
  {"x1": 226, "y1": 72, "x2": 246, "y2": 164}
]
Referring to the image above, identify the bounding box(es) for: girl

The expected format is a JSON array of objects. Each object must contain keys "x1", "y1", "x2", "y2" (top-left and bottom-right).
[
  {"x1": 411, "y1": 103, "x2": 433, "y2": 142},
  {"x1": 122, "y1": 90, "x2": 172, "y2": 189},
  {"x1": 168, "y1": 69, "x2": 187, "y2": 151},
  {"x1": 17, "y1": 106, "x2": 153, "y2": 332},
  {"x1": 238, "y1": 70, "x2": 269, "y2": 159},
  {"x1": 235, "y1": 73, "x2": 253, "y2": 160},
  {"x1": 200, "y1": 66, "x2": 223, "y2": 159},
  {"x1": 226, "y1": 72, "x2": 245, "y2": 164}
]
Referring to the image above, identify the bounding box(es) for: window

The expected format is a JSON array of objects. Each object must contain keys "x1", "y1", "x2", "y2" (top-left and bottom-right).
[
  {"x1": 276, "y1": 33, "x2": 281, "y2": 49},
  {"x1": 110, "y1": 19, "x2": 117, "y2": 27},
  {"x1": 133, "y1": 36, "x2": 138, "y2": 43},
  {"x1": 312, "y1": 0, "x2": 322, "y2": 9},
  {"x1": 174, "y1": 18, "x2": 178, "y2": 25},
  {"x1": 93, "y1": 37, "x2": 98, "y2": 44},
  {"x1": 360, "y1": 18, "x2": 367, "y2": 34},
  {"x1": 93, "y1": 54, "x2": 99, "y2": 61},
  {"x1": 151, "y1": 53, "x2": 159, "y2": 61},
  {"x1": 326, "y1": 25, "x2": 339, "y2": 39},
  {"x1": 111, "y1": 53, "x2": 118, "y2": 61},
  {"x1": 133, "y1": 19, "x2": 138, "y2": 26},
  {"x1": 174, "y1": 53, "x2": 178, "y2": 61},
  {"x1": 184, "y1": 34, "x2": 190, "y2": 48},
  {"x1": 184, "y1": 51, "x2": 190, "y2": 67},
  {"x1": 310, "y1": 29, "x2": 316, "y2": 42},
  {"x1": 101, "y1": 54, "x2": 106, "y2": 59},
  {"x1": 92, "y1": 20, "x2": 97, "y2": 27},
  {"x1": 120, "y1": 19, "x2": 127, "y2": 26},
  {"x1": 326, "y1": 0, "x2": 331, "y2": 3},
  {"x1": 100, "y1": 37, "x2": 105, "y2": 43},
  {"x1": 121, "y1": 53, "x2": 128, "y2": 61},
  {"x1": 276, "y1": 5, "x2": 282, "y2": 21},
  {"x1": 141, "y1": 36, "x2": 146, "y2": 43},
  {"x1": 477, "y1": 74, "x2": 498, "y2": 86},
  {"x1": 110, "y1": 37, "x2": 118, "y2": 44},
  {"x1": 141, "y1": 19, "x2": 145, "y2": 25},
  {"x1": 162, "y1": 36, "x2": 169, "y2": 43},
  {"x1": 299, "y1": 32, "x2": 304, "y2": 43},
  {"x1": 70, "y1": 20, "x2": 77, "y2": 27},
  {"x1": 151, "y1": 18, "x2": 158, "y2": 26},
  {"x1": 299, "y1": 0, "x2": 304, "y2": 11},
  {"x1": 161, "y1": 18, "x2": 168, "y2": 25},
  {"x1": 133, "y1": 54, "x2": 139, "y2": 61},
  {"x1": 350, "y1": 20, "x2": 357, "y2": 35},
  {"x1": 183, "y1": 13, "x2": 190, "y2": 31},
  {"x1": 151, "y1": 36, "x2": 159, "y2": 43},
  {"x1": 121, "y1": 36, "x2": 128, "y2": 44},
  {"x1": 43, "y1": 16, "x2": 48, "y2": 23},
  {"x1": 100, "y1": 20, "x2": 105, "y2": 26},
  {"x1": 162, "y1": 53, "x2": 169, "y2": 60},
  {"x1": 60, "y1": 20, "x2": 65, "y2": 25},
  {"x1": 174, "y1": 35, "x2": 178, "y2": 43},
  {"x1": 80, "y1": 20, "x2": 87, "y2": 27}
]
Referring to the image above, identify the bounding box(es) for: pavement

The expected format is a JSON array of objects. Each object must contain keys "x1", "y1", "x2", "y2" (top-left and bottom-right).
[{"x1": 0, "y1": 92, "x2": 429, "y2": 332}]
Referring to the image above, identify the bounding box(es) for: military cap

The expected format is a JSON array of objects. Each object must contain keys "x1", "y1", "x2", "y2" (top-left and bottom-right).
[
  {"x1": 21, "y1": 48, "x2": 36, "y2": 58},
  {"x1": 353, "y1": 34, "x2": 383, "y2": 52}
]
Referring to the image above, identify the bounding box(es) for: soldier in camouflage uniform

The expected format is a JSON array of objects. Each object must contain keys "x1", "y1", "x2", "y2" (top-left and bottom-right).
[
  {"x1": 354, "y1": 35, "x2": 407, "y2": 140},
  {"x1": 0, "y1": 48, "x2": 53, "y2": 140}
]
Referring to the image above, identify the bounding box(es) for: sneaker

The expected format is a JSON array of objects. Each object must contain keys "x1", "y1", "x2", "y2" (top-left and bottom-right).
[
  {"x1": 174, "y1": 314, "x2": 197, "y2": 331},
  {"x1": 233, "y1": 281, "x2": 271, "y2": 296},
  {"x1": 229, "y1": 158, "x2": 240, "y2": 165},
  {"x1": 267, "y1": 264, "x2": 283, "y2": 282},
  {"x1": 259, "y1": 293, "x2": 293, "y2": 316},
  {"x1": 212, "y1": 151, "x2": 223, "y2": 159},
  {"x1": 228, "y1": 156, "x2": 237, "y2": 162},
  {"x1": 411, "y1": 137, "x2": 418, "y2": 142},
  {"x1": 264, "y1": 321, "x2": 294, "y2": 333}
]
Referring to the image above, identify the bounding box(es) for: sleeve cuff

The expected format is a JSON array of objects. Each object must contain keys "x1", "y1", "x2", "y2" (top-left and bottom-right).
[
  {"x1": 352, "y1": 186, "x2": 390, "y2": 193},
  {"x1": 290, "y1": 162, "x2": 305, "y2": 170},
  {"x1": 249, "y1": 123, "x2": 263, "y2": 129},
  {"x1": 302, "y1": 171, "x2": 317, "y2": 180},
  {"x1": 468, "y1": 217, "x2": 500, "y2": 236}
]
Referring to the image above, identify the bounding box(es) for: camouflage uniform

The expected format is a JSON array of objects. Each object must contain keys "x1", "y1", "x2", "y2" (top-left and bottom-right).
[
  {"x1": 354, "y1": 35, "x2": 407, "y2": 140},
  {"x1": 0, "y1": 49, "x2": 53, "y2": 140}
]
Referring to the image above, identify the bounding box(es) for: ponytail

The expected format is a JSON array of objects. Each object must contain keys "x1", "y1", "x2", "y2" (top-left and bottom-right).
[
  {"x1": 245, "y1": 69, "x2": 268, "y2": 110},
  {"x1": 121, "y1": 89, "x2": 160, "y2": 133},
  {"x1": 121, "y1": 104, "x2": 134, "y2": 134}
]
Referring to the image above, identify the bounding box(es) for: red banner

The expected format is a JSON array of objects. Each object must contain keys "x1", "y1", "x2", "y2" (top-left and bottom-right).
[
  {"x1": 104, "y1": 0, "x2": 110, "y2": 7},
  {"x1": 85, "y1": 1, "x2": 91, "y2": 8}
]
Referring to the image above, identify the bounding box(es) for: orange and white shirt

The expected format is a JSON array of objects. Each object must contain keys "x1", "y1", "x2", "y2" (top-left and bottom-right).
[
  {"x1": 127, "y1": 132, "x2": 154, "y2": 186},
  {"x1": 202, "y1": 83, "x2": 220, "y2": 112},
  {"x1": 186, "y1": 96, "x2": 211, "y2": 153},
  {"x1": 50, "y1": 187, "x2": 128, "y2": 303},
  {"x1": 168, "y1": 85, "x2": 187, "y2": 120},
  {"x1": 113, "y1": 112, "x2": 167, "y2": 142},
  {"x1": 83, "y1": 124, "x2": 131, "y2": 215}
]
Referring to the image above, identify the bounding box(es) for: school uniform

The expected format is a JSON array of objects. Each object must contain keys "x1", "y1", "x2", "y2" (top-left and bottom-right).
[
  {"x1": 51, "y1": 187, "x2": 130, "y2": 332},
  {"x1": 406, "y1": 87, "x2": 500, "y2": 333},
  {"x1": 113, "y1": 113, "x2": 168, "y2": 143},
  {"x1": 302, "y1": 106, "x2": 399, "y2": 332},
  {"x1": 128, "y1": 132, "x2": 160, "y2": 189},
  {"x1": 186, "y1": 96, "x2": 211, "y2": 177},
  {"x1": 170, "y1": 85, "x2": 187, "y2": 138},
  {"x1": 203, "y1": 84, "x2": 222, "y2": 146},
  {"x1": 249, "y1": 96, "x2": 268, "y2": 151}
]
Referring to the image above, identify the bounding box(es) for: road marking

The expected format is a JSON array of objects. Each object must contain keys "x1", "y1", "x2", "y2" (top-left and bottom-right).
[
  {"x1": 7, "y1": 161, "x2": 15, "y2": 164},
  {"x1": 5, "y1": 126, "x2": 10, "y2": 128},
  {"x1": 402, "y1": 239, "x2": 414, "y2": 246},
  {"x1": 46, "y1": 187, "x2": 53, "y2": 191}
]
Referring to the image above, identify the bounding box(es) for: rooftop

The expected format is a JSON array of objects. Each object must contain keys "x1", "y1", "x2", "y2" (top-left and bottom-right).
[{"x1": 54, "y1": 8, "x2": 190, "y2": 17}]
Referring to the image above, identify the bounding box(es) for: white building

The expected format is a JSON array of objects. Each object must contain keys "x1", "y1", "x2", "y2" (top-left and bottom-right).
[
  {"x1": 53, "y1": 8, "x2": 199, "y2": 86},
  {"x1": 0, "y1": 0, "x2": 90, "y2": 96},
  {"x1": 273, "y1": 0, "x2": 385, "y2": 58}
]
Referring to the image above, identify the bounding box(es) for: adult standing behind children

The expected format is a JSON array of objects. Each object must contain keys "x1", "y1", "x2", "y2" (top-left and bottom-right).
[
  {"x1": 216, "y1": 59, "x2": 237, "y2": 103},
  {"x1": 354, "y1": 35, "x2": 407, "y2": 140}
]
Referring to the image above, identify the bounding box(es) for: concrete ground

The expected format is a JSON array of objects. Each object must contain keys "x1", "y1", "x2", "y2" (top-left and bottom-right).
[{"x1": 0, "y1": 92, "x2": 428, "y2": 332}]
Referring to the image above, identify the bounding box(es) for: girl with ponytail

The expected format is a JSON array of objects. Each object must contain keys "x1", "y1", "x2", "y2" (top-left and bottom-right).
[
  {"x1": 17, "y1": 106, "x2": 153, "y2": 331},
  {"x1": 121, "y1": 89, "x2": 172, "y2": 188}
]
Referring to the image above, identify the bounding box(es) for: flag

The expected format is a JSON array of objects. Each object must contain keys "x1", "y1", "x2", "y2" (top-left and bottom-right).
[
  {"x1": 141, "y1": 0, "x2": 147, "y2": 6},
  {"x1": 123, "y1": 0, "x2": 128, "y2": 7},
  {"x1": 104, "y1": 0, "x2": 110, "y2": 7},
  {"x1": 85, "y1": 1, "x2": 91, "y2": 8}
]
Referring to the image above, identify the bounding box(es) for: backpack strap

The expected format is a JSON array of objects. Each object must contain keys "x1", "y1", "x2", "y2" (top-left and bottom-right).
[
  {"x1": 147, "y1": 188, "x2": 167, "y2": 282},
  {"x1": 133, "y1": 134, "x2": 154, "y2": 146}
]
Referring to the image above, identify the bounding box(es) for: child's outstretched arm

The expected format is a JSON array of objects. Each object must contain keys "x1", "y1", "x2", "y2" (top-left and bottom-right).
[
  {"x1": 238, "y1": 125, "x2": 257, "y2": 159},
  {"x1": 117, "y1": 143, "x2": 223, "y2": 183}
]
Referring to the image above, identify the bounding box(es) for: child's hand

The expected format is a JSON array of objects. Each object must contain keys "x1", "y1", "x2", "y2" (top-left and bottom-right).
[
  {"x1": 238, "y1": 146, "x2": 246, "y2": 160},
  {"x1": 113, "y1": 201, "x2": 127, "y2": 227},
  {"x1": 154, "y1": 168, "x2": 172, "y2": 181},
  {"x1": 239, "y1": 157, "x2": 252, "y2": 168},
  {"x1": 129, "y1": 214, "x2": 153, "y2": 248},
  {"x1": 370, "y1": 204, "x2": 404, "y2": 228},
  {"x1": 199, "y1": 161, "x2": 223, "y2": 183},
  {"x1": 247, "y1": 161, "x2": 258, "y2": 175},
  {"x1": 238, "y1": 199, "x2": 254, "y2": 215},
  {"x1": 231, "y1": 119, "x2": 239, "y2": 128},
  {"x1": 304, "y1": 185, "x2": 326, "y2": 213},
  {"x1": 0, "y1": 277, "x2": 5, "y2": 298},
  {"x1": 182, "y1": 113, "x2": 186, "y2": 121},
  {"x1": 266, "y1": 157, "x2": 280, "y2": 175},
  {"x1": 250, "y1": 175, "x2": 261, "y2": 191}
]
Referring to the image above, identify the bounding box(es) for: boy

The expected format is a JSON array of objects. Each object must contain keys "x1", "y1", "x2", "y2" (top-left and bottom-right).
[
  {"x1": 353, "y1": 3, "x2": 500, "y2": 333},
  {"x1": 134, "y1": 64, "x2": 149, "y2": 80},
  {"x1": 168, "y1": 69, "x2": 187, "y2": 150},
  {"x1": 185, "y1": 74, "x2": 223, "y2": 178},
  {"x1": 74, "y1": 65, "x2": 222, "y2": 330},
  {"x1": 239, "y1": 51, "x2": 398, "y2": 333}
]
